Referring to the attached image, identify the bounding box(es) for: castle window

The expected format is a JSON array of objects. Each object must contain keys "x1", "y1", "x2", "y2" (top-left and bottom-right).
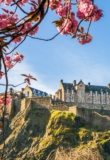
[
  {"x1": 66, "y1": 89, "x2": 69, "y2": 94},
  {"x1": 42, "y1": 92, "x2": 45, "y2": 97},
  {"x1": 38, "y1": 91, "x2": 41, "y2": 97},
  {"x1": 90, "y1": 91, "x2": 92, "y2": 96},
  {"x1": 25, "y1": 91, "x2": 29, "y2": 97},
  {"x1": 87, "y1": 98, "x2": 90, "y2": 103},
  {"x1": 71, "y1": 90, "x2": 74, "y2": 94},
  {"x1": 33, "y1": 89, "x2": 36, "y2": 96},
  {"x1": 106, "y1": 92, "x2": 108, "y2": 97},
  {"x1": 81, "y1": 91, "x2": 83, "y2": 96}
]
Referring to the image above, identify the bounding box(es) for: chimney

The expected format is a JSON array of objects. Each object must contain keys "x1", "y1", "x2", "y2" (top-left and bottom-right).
[
  {"x1": 88, "y1": 82, "x2": 90, "y2": 86},
  {"x1": 60, "y1": 79, "x2": 63, "y2": 83},
  {"x1": 53, "y1": 95, "x2": 55, "y2": 99},
  {"x1": 9, "y1": 88, "x2": 14, "y2": 95},
  {"x1": 21, "y1": 88, "x2": 24, "y2": 92},
  {"x1": 73, "y1": 80, "x2": 76, "y2": 86},
  {"x1": 108, "y1": 83, "x2": 110, "y2": 88}
]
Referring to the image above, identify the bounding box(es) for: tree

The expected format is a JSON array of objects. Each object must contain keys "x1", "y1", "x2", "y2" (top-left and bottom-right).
[{"x1": 0, "y1": 0, "x2": 103, "y2": 158}]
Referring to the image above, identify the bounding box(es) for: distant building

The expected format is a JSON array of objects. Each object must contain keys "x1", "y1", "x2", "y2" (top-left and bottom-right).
[
  {"x1": 22, "y1": 85, "x2": 48, "y2": 98},
  {"x1": 55, "y1": 79, "x2": 110, "y2": 104},
  {"x1": 0, "y1": 85, "x2": 49, "y2": 99}
]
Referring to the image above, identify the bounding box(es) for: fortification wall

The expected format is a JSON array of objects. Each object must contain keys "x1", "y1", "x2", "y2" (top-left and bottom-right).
[
  {"x1": 20, "y1": 98, "x2": 30, "y2": 111},
  {"x1": 69, "y1": 106, "x2": 110, "y2": 130},
  {"x1": 24, "y1": 100, "x2": 50, "y2": 120},
  {"x1": 29, "y1": 97, "x2": 52, "y2": 108},
  {"x1": 50, "y1": 105, "x2": 69, "y2": 111},
  {"x1": 74, "y1": 103, "x2": 110, "y2": 110}
]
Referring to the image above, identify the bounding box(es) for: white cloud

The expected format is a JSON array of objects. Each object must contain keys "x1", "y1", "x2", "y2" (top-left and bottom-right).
[
  {"x1": 0, "y1": 61, "x2": 55, "y2": 95},
  {"x1": 60, "y1": 51, "x2": 110, "y2": 86}
]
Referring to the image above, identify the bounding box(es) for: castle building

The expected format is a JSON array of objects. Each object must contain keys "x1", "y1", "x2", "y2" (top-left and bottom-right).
[
  {"x1": 6, "y1": 85, "x2": 49, "y2": 98},
  {"x1": 22, "y1": 85, "x2": 48, "y2": 98},
  {"x1": 55, "y1": 80, "x2": 110, "y2": 104}
]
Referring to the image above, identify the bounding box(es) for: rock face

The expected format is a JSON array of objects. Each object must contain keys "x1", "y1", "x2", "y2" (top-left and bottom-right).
[{"x1": 0, "y1": 100, "x2": 110, "y2": 160}]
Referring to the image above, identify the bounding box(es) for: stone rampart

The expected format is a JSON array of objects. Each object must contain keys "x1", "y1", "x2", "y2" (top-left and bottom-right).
[
  {"x1": 74, "y1": 103, "x2": 110, "y2": 110},
  {"x1": 69, "y1": 106, "x2": 110, "y2": 130},
  {"x1": 24, "y1": 100, "x2": 50, "y2": 119},
  {"x1": 50, "y1": 105, "x2": 69, "y2": 111},
  {"x1": 28, "y1": 97, "x2": 52, "y2": 107}
]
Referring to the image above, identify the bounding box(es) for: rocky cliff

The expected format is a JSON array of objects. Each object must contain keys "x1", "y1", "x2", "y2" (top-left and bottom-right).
[{"x1": 0, "y1": 100, "x2": 110, "y2": 160}]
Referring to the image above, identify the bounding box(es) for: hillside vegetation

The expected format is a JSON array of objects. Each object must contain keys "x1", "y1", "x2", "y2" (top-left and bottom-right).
[{"x1": 0, "y1": 102, "x2": 110, "y2": 160}]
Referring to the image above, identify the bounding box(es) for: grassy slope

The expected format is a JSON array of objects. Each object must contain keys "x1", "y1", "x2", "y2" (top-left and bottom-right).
[{"x1": 1, "y1": 106, "x2": 110, "y2": 160}]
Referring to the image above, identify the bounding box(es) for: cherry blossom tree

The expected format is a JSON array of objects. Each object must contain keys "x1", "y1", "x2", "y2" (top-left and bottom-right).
[{"x1": 0, "y1": 0, "x2": 103, "y2": 158}]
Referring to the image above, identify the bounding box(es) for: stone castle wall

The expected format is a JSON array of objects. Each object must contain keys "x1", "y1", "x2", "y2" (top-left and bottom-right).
[
  {"x1": 7, "y1": 96, "x2": 110, "y2": 131},
  {"x1": 8, "y1": 97, "x2": 110, "y2": 115},
  {"x1": 69, "y1": 106, "x2": 110, "y2": 130}
]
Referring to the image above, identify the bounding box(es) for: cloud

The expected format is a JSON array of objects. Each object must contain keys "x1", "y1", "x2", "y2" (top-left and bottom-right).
[
  {"x1": 0, "y1": 61, "x2": 55, "y2": 95},
  {"x1": 60, "y1": 50, "x2": 110, "y2": 86}
]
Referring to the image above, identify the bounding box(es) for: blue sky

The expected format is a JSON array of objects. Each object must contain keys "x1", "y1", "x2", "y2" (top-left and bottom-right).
[{"x1": 1, "y1": 0, "x2": 110, "y2": 95}]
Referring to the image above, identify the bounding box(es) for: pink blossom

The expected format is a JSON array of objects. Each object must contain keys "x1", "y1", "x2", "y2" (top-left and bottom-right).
[
  {"x1": 57, "y1": 15, "x2": 78, "y2": 35},
  {"x1": 78, "y1": 34, "x2": 92, "y2": 44},
  {"x1": 56, "y1": 2, "x2": 71, "y2": 17},
  {"x1": 90, "y1": 5, "x2": 102, "y2": 21},
  {"x1": 49, "y1": 0, "x2": 61, "y2": 10},
  {"x1": 5, "y1": 60, "x2": 14, "y2": 69},
  {"x1": 0, "y1": 96, "x2": 12, "y2": 106},
  {"x1": 0, "y1": 13, "x2": 18, "y2": 29},
  {"x1": 13, "y1": 52, "x2": 24, "y2": 62},
  {"x1": 29, "y1": 26, "x2": 39, "y2": 35},
  {"x1": 5, "y1": 0, "x2": 13, "y2": 5},
  {"x1": 4, "y1": 55, "x2": 10, "y2": 61},
  {"x1": 77, "y1": 1, "x2": 102, "y2": 21},
  {"x1": 13, "y1": 37, "x2": 22, "y2": 43},
  {"x1": 4, "y1": 55, "x2": 14, "y2": 68},
  {"x1": 76, "y1": 10, "x2": 85, "y2": 19}
]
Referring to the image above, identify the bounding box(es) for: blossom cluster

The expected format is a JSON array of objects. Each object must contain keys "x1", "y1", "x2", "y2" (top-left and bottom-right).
[
  {"x1": 0, "y1": 95, "x2": 12, "y2": 106},
  {"x1": 77, "y1": 0, "x2": 102, "y2": 21},
  {"x1": 49, "y1": 0, "x2": 79, "y2": 40},
  {"x1": 0, "y1": 13, "x2": 18, "y2": 29},
  {"x1": 0, "y1": 52, "x2": 23, "y2": 80},
  {"x1": 4, "y1": 52, "x2": 24, "y2": 69},
  {"x1": 77, "y1": 34, "x2": 92, "y2": 44},
  {"x1": 13, "y1": 22, "x2": 39, "y2": 43},
  {"x1": 57, "y1": 14, "x2": 78, "y2": 35},
  {"x1": 49, "y1": 0, "x2": 102, "y2": 44},
  {"x1": 0, "y1": 0, "x2": 29, "y2": 6},
  {"x1": 0, "y1": 0, "x2": 103, "y2": 45}
]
